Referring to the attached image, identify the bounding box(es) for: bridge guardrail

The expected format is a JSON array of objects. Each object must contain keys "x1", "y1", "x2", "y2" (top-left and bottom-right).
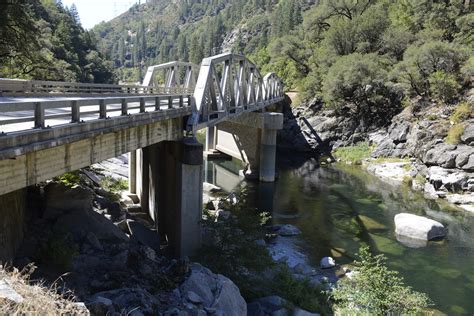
[
  {"x1": 0, "y1": 95, "x2": 191, "y2": 135},
  {"x1": 0, "y1": 78, "x2": 189, "y2": 96}
]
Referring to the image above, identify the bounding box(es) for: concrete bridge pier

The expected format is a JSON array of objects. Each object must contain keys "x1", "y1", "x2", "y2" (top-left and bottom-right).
[
  {"x1": 133, "y1": 138, "x2": 203, "y2": 258},
  {"x1": 215, "y1": 112, "x2": 283, "y2": 182}
]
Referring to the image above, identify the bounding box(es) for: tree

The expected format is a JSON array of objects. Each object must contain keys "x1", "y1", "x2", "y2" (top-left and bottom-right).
[
  {"x1": 392, "y1": 41, "x2": 469, "y2": 97},
  {"x1": 331, "y1": 246, "x2": 431, "y2": 314},
  {"x1": 322, "y1": 53, "x2": 402, "y2": 126}
]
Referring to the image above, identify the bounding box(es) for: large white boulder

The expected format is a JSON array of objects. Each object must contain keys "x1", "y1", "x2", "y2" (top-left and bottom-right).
[{"x1": 394, "y1": 213, "x2": 446, "y2": 241}]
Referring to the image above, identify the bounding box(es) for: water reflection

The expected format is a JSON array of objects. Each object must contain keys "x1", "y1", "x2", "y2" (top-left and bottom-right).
[{"x1": 205, "y1": 156, "x2": 474, "y2": 315}]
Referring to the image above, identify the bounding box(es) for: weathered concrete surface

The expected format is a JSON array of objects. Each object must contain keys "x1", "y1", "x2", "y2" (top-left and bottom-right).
[
  {"x1": 0, "y1": 118, "x2": 183, "y2": 196},
  {"x1": 0, "y1": 189, "x2": 26, "y2": 262},
  {"x1": 215, "y1": 112, "x2": 283, "y2": 180},
  {"x1": 138, "y1": 138, "x2": 203, "y2": 258}
]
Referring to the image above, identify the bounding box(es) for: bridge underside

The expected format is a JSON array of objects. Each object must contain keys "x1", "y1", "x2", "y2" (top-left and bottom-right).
[{"x1": 0, "y1": 117, "x2": 184, "y2": 196}]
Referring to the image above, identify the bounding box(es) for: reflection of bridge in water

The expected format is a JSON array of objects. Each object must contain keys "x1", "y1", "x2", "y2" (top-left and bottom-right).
[{"x1": 0, "y1": 52, "x2": 285, "y2": 259}]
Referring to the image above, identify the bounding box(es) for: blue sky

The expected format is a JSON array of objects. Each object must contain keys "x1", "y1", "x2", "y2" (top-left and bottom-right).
[{"x1": 62, "y1": 0, "x2": 137, "y2": 29}]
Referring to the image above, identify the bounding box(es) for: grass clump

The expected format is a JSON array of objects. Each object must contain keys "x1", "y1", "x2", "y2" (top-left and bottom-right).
[
  {"x1": 331, "y1": 246, "x2": 431, "y2": 314},
  {"x1": 445, "y1": 124, "x2": 465, "y2": 144},
  {"x1": 0, "y1": 265, "x2": 86, "y2": 315},
  {"x1": 450, "y1": 102, "x2": 473, "y2": 123},
  {"x1": 333, "y1": 142, "x2": 374, "y2": 164},
  {"x1": 100, "y1": 176, "x2": 128, "y2": 193},
  {"x1": 56, "y1": 171, "x2": 82, "y2": 188}
]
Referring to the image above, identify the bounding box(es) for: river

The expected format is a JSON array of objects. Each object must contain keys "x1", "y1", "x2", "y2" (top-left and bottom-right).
[{"x1": 205, "y1": 154, "x2": 474, "y2": 315}]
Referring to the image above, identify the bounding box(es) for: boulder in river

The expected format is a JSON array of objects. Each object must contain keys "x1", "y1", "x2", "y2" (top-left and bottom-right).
[
  {"x1": 394, "y1": 213, "x2": 446, "y2": 242},
  {"x1": 320, "y1": 257, "x2": 336, "y2": 269}
]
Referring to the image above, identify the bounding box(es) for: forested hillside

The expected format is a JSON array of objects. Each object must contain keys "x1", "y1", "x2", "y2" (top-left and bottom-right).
[
  {"x1": 0, "y1": 0, "x2": 114, "y2": 83},
  {"x1": 95, "y1": 0, "x2": 472, "y2": 125}
]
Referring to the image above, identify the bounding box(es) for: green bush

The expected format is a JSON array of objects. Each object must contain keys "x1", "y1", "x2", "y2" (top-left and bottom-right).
[
  {"x1": 331, "y1": 246, "x2": 431, "y2": 314},
  {"x1": 100, "y1": 176, "x2": 128, "y2": 193},
  {"x1": 57, "y1": 171, "x2": 82, "y2": 188},
  {"x1": 393, "y1": 41, "x2": 468, "y2": 99},
  {"x1": 451, "y1": 102, "x2": 473, "y2": 123},
  {"x1": 322, "y1": 53, "x2": 401, "y2": 125},
  {"x1": 445, "y1": 124, "x2": 465, "y2": 145},
  {"x1": 428, "y1": 71, "x2": 461, "y2": 102}
]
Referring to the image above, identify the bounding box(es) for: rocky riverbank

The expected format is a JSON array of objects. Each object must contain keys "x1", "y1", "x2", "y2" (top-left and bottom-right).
[
  {"x1": 6, "y1": 169, "x2": 250, "y2": 315},
  {"x1": 281, "y1": 94, "x2": 473, "y2": 213},
  {"x1": 2, "y1": 156, "x2": 336, "y2": 315}
]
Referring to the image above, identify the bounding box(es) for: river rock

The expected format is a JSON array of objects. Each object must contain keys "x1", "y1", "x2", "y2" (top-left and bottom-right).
[
  {"x1": 186, "y1": 291, "x2": 204, "y2": 304},
  {"x1": 394, "y1": 213, "x2": 445, "y2": 241},
  {"x1": 179, "y1": 263, "x2": 246, "y2": 316},
  {"x1": 91, "y1": 288, "x2": 159, "y2": 314},
  {"x1": 54, "y1": 206, "x2": 128, "y2": 243},
  {"x1": 427, "y1": 166, "x2": 470, "y2": 192},
  {"x1": 460, "y1": 122, "x2": 474, "y2": 145},
  {"x1": 320, "y1": 257, "x2": 336, "y2": 269},
  {"x1": 277, "y1": 224, "x2": 302, "y2": 236},
  {"x1": 43, "y1": 182, "x2": 94, "y2": 219},
  {"x1": 293, "y1": 308, "x2": 321, "y2": 316}
]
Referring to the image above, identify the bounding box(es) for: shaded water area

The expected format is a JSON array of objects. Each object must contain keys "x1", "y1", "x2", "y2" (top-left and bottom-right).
[{"x1": 205, "y1": 154, "x2": 474, "y2": 315}]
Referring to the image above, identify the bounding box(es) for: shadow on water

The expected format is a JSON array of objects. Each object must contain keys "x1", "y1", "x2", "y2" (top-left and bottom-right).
[{"x1": 205, "y1": 152, "x2": 474, "y2": 315}]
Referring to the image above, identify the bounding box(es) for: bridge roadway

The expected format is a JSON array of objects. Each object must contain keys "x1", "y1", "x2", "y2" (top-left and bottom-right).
[{"x1": 0, "y1": 52, "x2": 285, "y2": 258}]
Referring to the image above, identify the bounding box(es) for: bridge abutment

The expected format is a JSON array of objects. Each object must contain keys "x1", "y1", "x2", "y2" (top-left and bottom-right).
[
  {"x1": 134, "y1": 138, "x2": 203, "y2": 258},
  {"x1": 213, "y1": 112, "x2": 283, "y2": 182}
]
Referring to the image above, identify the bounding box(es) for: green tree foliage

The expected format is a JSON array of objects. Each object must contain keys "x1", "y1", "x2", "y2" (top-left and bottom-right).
[
  {"x1": 0, "y1": 0, "x2": 114, "y2": 83},
  {"x1": 331, "y1": 246, "x2": 431, "y2": 314},
  {"x1": 93, "y1": 0, "x2": 472, "y2": 125},
  {"x1": 392, "y1": 41, "x2": 468, "y2": 98},
  {"x1": 322, "y1": 53, "x2": 402, "y2": 125}
]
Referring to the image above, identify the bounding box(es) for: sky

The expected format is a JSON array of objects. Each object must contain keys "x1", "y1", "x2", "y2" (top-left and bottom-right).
[{"x1": 62, "y1": 0, "x2": 137, "y2": 29}]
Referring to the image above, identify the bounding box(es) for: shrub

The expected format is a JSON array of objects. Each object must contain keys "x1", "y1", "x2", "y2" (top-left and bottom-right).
[
  {"x1": 57, "y1": 171, "x2": 82, "y2": 188},
  {"x1": 392, "y1": 41, "x2": 468, "y2": 99},
  {"x1": 451, "y1": 102, "x2": 473, "y2": 123},
  {"x1": 100, "y1": 176, "x2": 128, "y2": 193},
  {"x1": 445, "y1": 124, "x2": 465, "y2": 144},
  {"x1": 322, "y1": 53, "x2": 402, "y2": 126},
  {"x1": 428, "y1": 71, "x2": 461, "y2": 102},
  {"x1": 331, "y1": 246, "x2": 431, "y2": 314}
]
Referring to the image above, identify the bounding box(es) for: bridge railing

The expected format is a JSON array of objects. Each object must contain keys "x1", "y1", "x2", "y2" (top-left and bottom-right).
[
  {"x1": 142, "y1": 61, "x2": 198, "y2": 95},
  {"x1": 0, "y1": 78, "x2": 165, "y2": 96},
  {"x1": 186, "y1": 52, "x2": 284, "y2": 131},
  {"x1": 0, "y1": 94, "x2": 191, "y2": 135}
]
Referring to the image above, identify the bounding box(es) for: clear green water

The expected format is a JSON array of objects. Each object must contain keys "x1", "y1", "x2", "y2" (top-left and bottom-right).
[{"x1": 206, "y1": 157, "x2": 474, "y2": 315}]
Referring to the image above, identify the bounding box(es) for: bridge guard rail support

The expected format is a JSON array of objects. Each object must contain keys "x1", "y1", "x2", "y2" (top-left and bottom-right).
[{"x1": 137, "y1": 138, "x2": 203, "y2": 259}]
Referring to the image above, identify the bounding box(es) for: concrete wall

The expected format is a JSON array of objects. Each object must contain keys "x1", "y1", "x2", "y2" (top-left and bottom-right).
[
  {"x1": 0, "y1": 118, "x2": 183, "y2": 196},
  {"x1": 0, "y1": 189, "x2": 26, "y2": 263}
]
